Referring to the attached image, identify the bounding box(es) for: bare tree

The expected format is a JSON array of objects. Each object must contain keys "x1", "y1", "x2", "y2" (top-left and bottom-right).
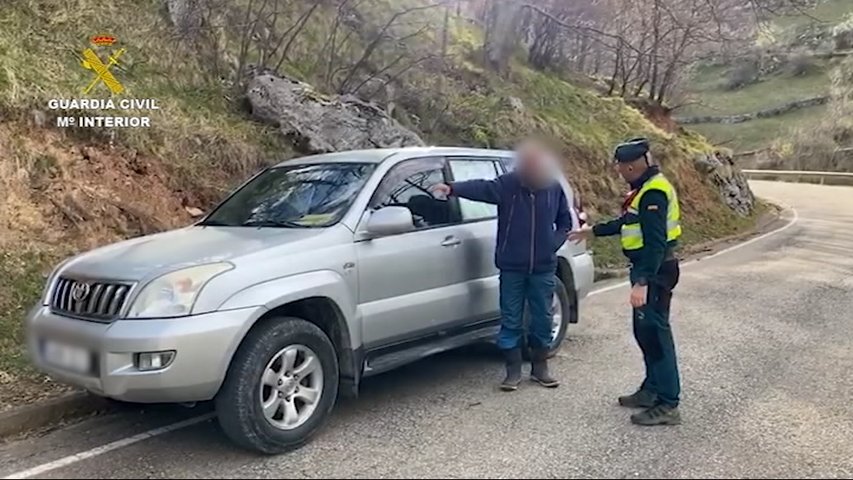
[
  {"x1": 186, "y1": 0, "x2": 325, "y2": 92},
  {"x1": 517, "y1": 0, "x2": 763, "y2": 104},
  {"x1": 336, "y1": 2, "x2": 442, "y2": 93},
  {"x1": 482, "y1": 0, "x2": 523, "y2": 73}
]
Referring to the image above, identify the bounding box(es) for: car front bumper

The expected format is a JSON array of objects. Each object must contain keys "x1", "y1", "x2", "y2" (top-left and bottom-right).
[{"x1": 26, "y1": 305, "x2": 263, "y2": 403}]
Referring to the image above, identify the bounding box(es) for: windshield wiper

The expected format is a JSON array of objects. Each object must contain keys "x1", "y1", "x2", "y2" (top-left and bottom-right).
[
  {"x1": 198, "y1": 219, "x2": 233, "y2": 227},
  {"x1": 242, "y1": 219, "x2": 311, "y2": 229}
]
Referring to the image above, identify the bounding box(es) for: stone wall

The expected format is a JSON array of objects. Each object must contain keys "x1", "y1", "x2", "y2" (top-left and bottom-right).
[{"x1": 676, "y1": 95, "x2": 829, "y2": 125}]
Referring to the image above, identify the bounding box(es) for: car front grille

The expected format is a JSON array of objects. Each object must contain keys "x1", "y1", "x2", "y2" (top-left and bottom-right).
[{"x1": 50, "y1": 277, "x2": 132, "y2": 321}]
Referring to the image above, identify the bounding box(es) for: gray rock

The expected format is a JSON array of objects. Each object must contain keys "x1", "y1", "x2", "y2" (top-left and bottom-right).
[
  {"x1": 184, "y1": 206, "x2": 205, "y2": 217},
  {"x1": 505, "y1": 96, "x2": 524, "y2": 112},
  {"x1": 166, "y1": 0, "x2": 204, "y2": 36},
  {"x1": 693, "y1": 153, "x2": 721, "y2": 174},
  {"x1": 695, "y1": 151, "x2": 755, "y2": 216},
  {"x1": 247, "y1": 74, "x2": 424, "y2": 154},
  {"x1": 30, "y1": 109, "x2": 46, "y2": 128}
]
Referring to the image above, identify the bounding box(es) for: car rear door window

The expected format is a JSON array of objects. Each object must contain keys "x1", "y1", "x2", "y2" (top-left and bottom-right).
[{"x1": 449, "y1": 159, "x2": 501, "y2": 221}]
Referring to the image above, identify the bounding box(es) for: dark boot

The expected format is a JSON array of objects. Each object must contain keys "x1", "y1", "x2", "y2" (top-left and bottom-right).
[
  {"x1": 618, "y1": 390, "x2": 658, "y2": 408},
  {"x1": 530, "y1": 349, "x2": 560, "y2": 388},
  {"x1": 631, "y1": 405, "x2": 682, "y2": 426},
  {"x1": 500, "y1": 348, "x2": 523, "y2": 392}
]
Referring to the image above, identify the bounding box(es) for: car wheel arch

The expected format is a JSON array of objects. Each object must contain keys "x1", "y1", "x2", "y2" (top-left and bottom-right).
[
  {"x1": 219, "y1": 296, "x2": 360, "y2": 400},
  {"x1": 557, "y1": 257, "x2": 579, "y2": 324}
]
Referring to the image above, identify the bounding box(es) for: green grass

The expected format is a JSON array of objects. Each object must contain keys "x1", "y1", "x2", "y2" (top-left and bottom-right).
[
  {"x1": 688, "y1": 104, "x2": 829, "y2": 151},
  {"x1": 0, "y1": 0, "x2": 289, "y2": 203},
  {"x1": 0, "y1": 250, "x2": 53, "y2": 381},
  {"x1": 682, "y1": 67, "x2": 832, "y2": 117},
  {"x1": 774, "y1": 0, "x2": 853, "y2": 29},
  {"x1": 679, "y1": 0, "x2": 853, "y2": 152}
]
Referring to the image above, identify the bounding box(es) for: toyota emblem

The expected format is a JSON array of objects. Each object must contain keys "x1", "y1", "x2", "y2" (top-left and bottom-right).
[{"x1": 70, "y1": 282, "x2": 91, "y2": 303}]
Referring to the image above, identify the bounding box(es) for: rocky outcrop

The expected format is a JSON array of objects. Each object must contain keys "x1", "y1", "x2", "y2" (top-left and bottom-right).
[
  {"x1": 676, "y1": 95, "x2": 829, "y2": 125},
  {"x1": 165, "y1": 0, "x2": 204, "y2": 36},
  {"x1": 694, "y1": 151, "x2": 755, "y2": 216},
  {"x1": 246, "y1": 74, "x2": 424, "y2": 153}
]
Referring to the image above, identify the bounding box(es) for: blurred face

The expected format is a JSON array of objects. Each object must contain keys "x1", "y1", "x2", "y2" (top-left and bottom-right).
[{"x1": 516, "y1": 142, "x2": 554, "y2": 185}]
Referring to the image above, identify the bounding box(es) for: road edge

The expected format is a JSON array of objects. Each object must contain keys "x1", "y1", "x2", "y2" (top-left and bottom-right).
[
  {"x1": 594, "y1": 201, "x2": 787, "y2": 281},
  {"x1": 0, "y1": 392, "x2": 113, "y2": 440}
]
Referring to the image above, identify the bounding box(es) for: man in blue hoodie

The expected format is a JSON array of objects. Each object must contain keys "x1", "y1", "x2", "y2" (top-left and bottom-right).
[{"x1": 432, "y1": 142, "x2": 573, "y2": 391}]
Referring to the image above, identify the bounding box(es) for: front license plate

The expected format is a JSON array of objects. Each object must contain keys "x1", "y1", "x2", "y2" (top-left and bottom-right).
[{"x1": 42, "y1": 340, "x2": 93, "y2": 375}]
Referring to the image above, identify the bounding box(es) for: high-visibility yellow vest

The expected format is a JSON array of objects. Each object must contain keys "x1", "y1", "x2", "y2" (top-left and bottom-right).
[{"x1": 620, "y1": 174, "x2": 682, "y2": 251}]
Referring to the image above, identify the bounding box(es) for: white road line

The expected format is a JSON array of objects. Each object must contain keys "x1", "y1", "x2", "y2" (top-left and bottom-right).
[
  {"x1": 2, "y1": 205, "x2": 799, "y2": 479},
  {"x1": 3, "y1": 414, "x2": 215, "y2": 480},
  {"x1": 588, "y1": 205, "x2": 798, "y2": 297}
]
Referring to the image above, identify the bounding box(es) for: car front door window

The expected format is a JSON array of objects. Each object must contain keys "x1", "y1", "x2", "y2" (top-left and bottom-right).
[{"x1": 371, "y1": 158, "x2": 459, "y2": 229}]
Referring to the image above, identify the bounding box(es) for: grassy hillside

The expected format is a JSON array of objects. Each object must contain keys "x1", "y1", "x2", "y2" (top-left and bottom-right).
[
  {"x1": 0, "y1": 0, "x2": 757, "y2": 410},
  {"x1": 682, "y1": 0, "x2": 853, "y2": 152}
]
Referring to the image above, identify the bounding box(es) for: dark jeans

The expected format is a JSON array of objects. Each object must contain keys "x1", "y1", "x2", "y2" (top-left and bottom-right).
[
  {"x1": 632, "y1": 260, "x2": 681, "y2": 407},
  {"x1": 498, "y1": 271, "x2": 555, "y2": 351}
]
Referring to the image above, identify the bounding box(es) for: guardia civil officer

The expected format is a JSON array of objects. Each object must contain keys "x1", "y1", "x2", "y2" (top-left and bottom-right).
[{"x1": 569, "y1": 138, "x2": 682, "y2": 426}]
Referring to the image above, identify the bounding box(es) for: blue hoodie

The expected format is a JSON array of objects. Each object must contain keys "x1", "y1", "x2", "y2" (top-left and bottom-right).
[{"x1": 450, "y1": 172, "x2": 573, "y2": 274}]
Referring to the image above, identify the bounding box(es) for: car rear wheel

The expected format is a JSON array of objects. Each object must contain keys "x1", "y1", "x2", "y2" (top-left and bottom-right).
[{"x1": 216, "y1": 317, "x2": 339, "y2": 454}]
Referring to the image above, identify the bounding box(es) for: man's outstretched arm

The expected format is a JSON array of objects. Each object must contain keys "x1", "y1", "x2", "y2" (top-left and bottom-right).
[{"x1": 434, "y1": 175, "x2": 507, "y2": 205}]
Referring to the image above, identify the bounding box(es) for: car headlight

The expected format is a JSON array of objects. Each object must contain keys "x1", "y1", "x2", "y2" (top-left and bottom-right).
[{"x1": 127, "y1": 263, "x2": 233, "y2": 319}]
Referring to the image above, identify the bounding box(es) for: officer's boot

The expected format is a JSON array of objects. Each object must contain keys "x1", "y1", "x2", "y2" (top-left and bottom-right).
[
  {"x1": 618, "y1": 390, "x2": 658, "y2": 408},
  {"x1": 530, "y1": 349, "x2": 560, "y2": 388},
  {"x1": 630, "y1": 404, "x2": 682, "y2": 426},
  {"x1": 500, "y1": 348, "x2": 523, "y2": 392}
]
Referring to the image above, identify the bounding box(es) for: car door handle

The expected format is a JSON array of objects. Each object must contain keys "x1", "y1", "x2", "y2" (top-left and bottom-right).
[{"x1": 441, "y1": 236, "x2": 461, "y2": 247}]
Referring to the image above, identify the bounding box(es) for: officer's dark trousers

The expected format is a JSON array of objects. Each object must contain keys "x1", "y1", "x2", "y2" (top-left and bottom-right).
[{"x1": 631, "y1": 259, "x2": 681, "y2": 407}]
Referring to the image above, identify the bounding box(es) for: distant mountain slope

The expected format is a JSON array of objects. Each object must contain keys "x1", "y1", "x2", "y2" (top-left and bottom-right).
[{"x1": 680, "y1": 0, "x2": 853, "y2": 153}]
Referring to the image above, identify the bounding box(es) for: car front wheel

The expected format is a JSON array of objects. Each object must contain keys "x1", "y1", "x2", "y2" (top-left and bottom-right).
[{"x1": 216, "y1": 317, "x2": 339, "y2": 454}]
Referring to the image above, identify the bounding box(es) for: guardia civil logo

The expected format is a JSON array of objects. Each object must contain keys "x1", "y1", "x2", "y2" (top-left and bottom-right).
[
  {"x1": 48, "y1": 34, "x2": 160, "y2": 128},
  {"x1": 81, "y1": 34, "x2": 126, "y2": 95}
]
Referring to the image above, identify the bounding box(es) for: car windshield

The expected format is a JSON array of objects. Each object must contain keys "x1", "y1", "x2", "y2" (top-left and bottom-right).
[{"x1": 201, "y1": 163, "x2": 375, "y2": 228}]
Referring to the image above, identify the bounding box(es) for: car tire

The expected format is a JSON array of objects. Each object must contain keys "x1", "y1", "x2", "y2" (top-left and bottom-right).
[
  {"x1": 522, "y1": 276, "x2": 573, "y2": 360},
  {"x1": 216, "y1": 316, "x2": 339, "y2": 454}
]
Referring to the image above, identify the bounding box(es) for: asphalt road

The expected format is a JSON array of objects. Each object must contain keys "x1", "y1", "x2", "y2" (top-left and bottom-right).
[{"x1": 2, "y1": 181, "x2": 851, "y2": 479}]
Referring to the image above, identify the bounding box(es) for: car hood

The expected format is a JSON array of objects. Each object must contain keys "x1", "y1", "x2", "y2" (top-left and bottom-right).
[{"x1": 60, "y1": 226, "x2": 329, "y2": 281}]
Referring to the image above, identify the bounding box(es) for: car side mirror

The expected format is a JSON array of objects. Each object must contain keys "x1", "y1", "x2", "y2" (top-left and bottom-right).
[{"x1": 365, "y1": 206, "x2": 415, "y2": 237}]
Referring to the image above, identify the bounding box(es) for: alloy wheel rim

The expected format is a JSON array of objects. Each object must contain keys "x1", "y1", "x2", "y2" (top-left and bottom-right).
[
  {"x1": 550, "y1": 293, "x2": 563, "y2": 344},
  {"x1": 259, "y1": 344, "x2": 324, "y2": 431}
]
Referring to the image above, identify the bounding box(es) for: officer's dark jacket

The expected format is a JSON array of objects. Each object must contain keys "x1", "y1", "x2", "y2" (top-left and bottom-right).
[{"x1": 592, "y1": 166, "x2": 676, "y2": 285}]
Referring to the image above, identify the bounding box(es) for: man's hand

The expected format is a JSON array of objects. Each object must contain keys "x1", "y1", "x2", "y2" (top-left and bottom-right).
[
  {"x1": 630, "y1": 284, "x2": 648, "y2": 308},
  {"x1": 568, "y1": 225, "x2": 593, "y2": 244},
  {"x1": 431, "y1": 183, "x2": 452, "y2": 199}
]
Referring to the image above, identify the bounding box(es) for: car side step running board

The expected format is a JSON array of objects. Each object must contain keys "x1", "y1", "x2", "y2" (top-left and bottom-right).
[{"x1": 363, "y1": 324, "x2": 500, "y2": 377}]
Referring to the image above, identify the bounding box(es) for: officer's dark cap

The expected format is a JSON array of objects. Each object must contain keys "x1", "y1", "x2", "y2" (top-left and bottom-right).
[{"x1": 614, "y1": 137, "x2": 650, "y2": 163}]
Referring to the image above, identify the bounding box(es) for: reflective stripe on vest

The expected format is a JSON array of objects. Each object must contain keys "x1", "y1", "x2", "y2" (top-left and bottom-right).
[{"x1": 620, "y1": 174, "x2": 682, "y2": 251}]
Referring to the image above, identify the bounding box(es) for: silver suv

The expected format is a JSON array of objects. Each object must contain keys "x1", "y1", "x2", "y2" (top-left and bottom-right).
[{"x1": 27, "y1": 147, "x2": 594, "y2": 453}]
